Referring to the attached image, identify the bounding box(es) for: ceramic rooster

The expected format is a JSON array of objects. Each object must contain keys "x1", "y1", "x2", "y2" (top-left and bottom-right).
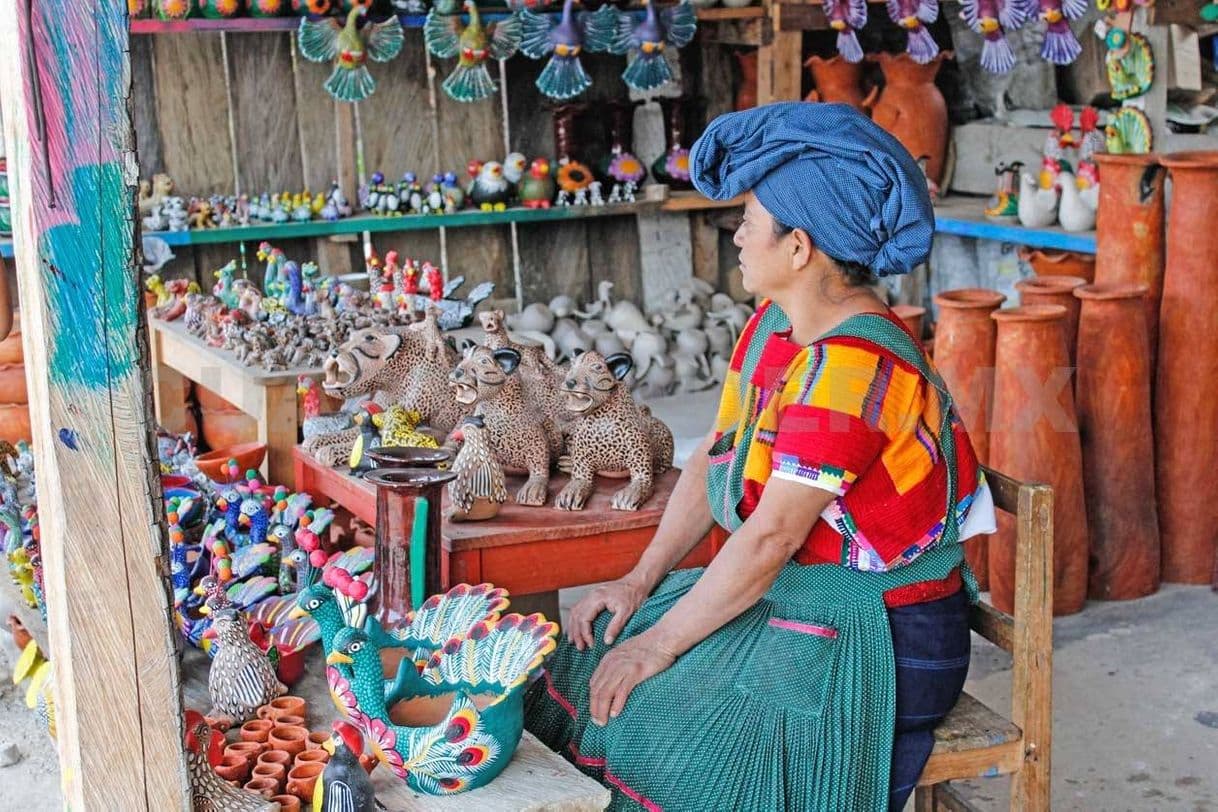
[
  {"x1": 185, "y1": 710, "x2": 279, "y2": 812},
  {"x1": 519, "y1": 0, "x2": 619, "y2": 99},
  {"x1": 425, "y1": 0, "x2": 522, "y2": 102},
  {"x1": 1018, "y1": 170, "x2": 1060, "y2": 228},
  {"x1": 298, "y1": 4, "x2": 405, "y2": 102},
  {"x1": 608, "y1": 0, "x2": 697, "y2": 92},
  {"x1": 1041, "y1": 102, "x2": 1077, "y2": 189},
  {"x1": 1056, "y1": 170, "x2": 1097, "y2": 232},
  {"x1": 519, "y1": 158, "x2": 556, "y2": 208},
  {"x1": 825, "y1": 0, "x2": 869, "y2": 62},
  {"x1": 961, "y1": 0, "x2": 1032, "y2": 73},
  {"x1": 315, "y1": 721, "x2": 380, "y2": 811},
  {"x1": 447, "y1": 416, "x2": 508, "y2": 522},
  {"x1": 202, "y1": 608, "x2": 287, "y2": 728},
  {"x1": 886, "y1": 0, "x2": 941, "y2": 64},
  {"x1": 1038, "y1": 0, "x2": 1086, "y2": 64}
]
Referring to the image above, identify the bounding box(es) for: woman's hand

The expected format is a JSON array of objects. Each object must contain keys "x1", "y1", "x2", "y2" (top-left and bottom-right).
[
  {"x1": 567, "y1": 576, "x2": 650, "y2": 651},
  {"x1": 588, "y1": 632, "x2": 676, "y2": 726}
]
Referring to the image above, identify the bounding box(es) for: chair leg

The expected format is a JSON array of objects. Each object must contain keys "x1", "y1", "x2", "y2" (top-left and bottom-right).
[{"x1": 914, "y1": 786, "x2": 936, "y2": 812}]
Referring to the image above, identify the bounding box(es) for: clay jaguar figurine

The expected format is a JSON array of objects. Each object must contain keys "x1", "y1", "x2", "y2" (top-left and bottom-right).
[{"x1": 478, "y1": 309, "x2": 568, "y2": 427}]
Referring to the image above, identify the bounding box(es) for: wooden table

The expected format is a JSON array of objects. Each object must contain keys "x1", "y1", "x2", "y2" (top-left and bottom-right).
[
  {"x1": 293, "y1": 447, "x2": 725, "y2": 599},
  {"x1": 150, "y1": 317, "x2": 322, "y2": 485}
]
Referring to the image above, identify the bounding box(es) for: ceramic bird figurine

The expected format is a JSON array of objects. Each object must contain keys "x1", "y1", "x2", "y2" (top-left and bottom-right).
[
  {"x1": 424, "y1": 0, "x2": 522, "y2": 103},
  {"x1": 608, "y1": 0, "x2": 697, "y2": 92},
  {"x1": 961, "y1": 0, "x2": 1031, "y2": 72},
  {"x1": 447, "y1": 416, "x2": 508, "y2": 522},
  {"x1": 886, "y1": 0, "x2": 941, "y2": 63},
  {"x1": 298, "y1": 4, "x2": 405, "y2": 102},
  {"x1": 519, "y1": 158, "x2": 556, "y2": 209},
  {"x1": 519, "y1": 0, "x2": 619, "y2": 99},
  {"x1": 202, "y1": 607, "x2": 287, "y2": 728},
  {"x1": 1056, "y1": 170, "x2": 1097, "y2": 232},
  {"x1": 503, "y1": 151, "x2": 529, "y2": 195},
  {"x1": 1018, "y1": 170, "x2": 1060, "y2": 228},
  {"x1": 185, "y1": 710, "x2": 279, "y2": 811},
  {"x1": 348, "y1": 402, "x2": 384, "y2": 475},
  {"x1": 1038, "y1": 0, "x2": 1086, "y2": 65},
  {"x1": 468, "y1": 161, "x2": 511, "y2": 211},
  {"x1": 825, "y1": 0, "x2": 869, "y2": 62},
  {"x1": 314, "y1": 721, "x2": 380, "y2": 812}
]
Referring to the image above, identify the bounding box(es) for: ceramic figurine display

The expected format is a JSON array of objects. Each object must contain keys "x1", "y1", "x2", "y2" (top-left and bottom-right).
[
  {"x1": 314, "y1": 722, "x2": 379, "y2": 811},
  {"x1": 1018, "y1": 167, "x2": 1060, "y2": 227},
  {"x1": 885, "y1": 0, "x2": 940, "y2": 63},
  {"x1": 298, "y1": 4, "x2": 405, "y2": 102},
  {"x1": 961, "y1": 0, "x2": 1032, "y2": 73},
  {"x1": 520, "y1": 0, "x2": 619, "y2": 100},
  {"x1": 186, "y1": 710, "x2": 279, "y2": 811},
  {"x1": 822, "y1": 0, "x2": 868, "y2": 62},
  {"x1": 1105, "y1": 107, "x2": 1152, "y2": 153},
  {"x1": 204, "y1": 607, "x2": 289, "y2": 728},
  {"x1": 1037, "y1": 0, "x2": 1087, "y2": 65},
  {"x1": 519, "y1": 158, "x2": 557, "y2": 208},
  {"x1": 425, "y1": 0, "x2": 522, "y2": 102},
  {"x1": 984, "y1": 161, "x2": 1023, "y2": 221},
  {"x1": 478, "y1": 308, "x2": 567, "y2": 426},
  {"x1": 447, "y1": 415, "x2": 508, "y2": 521},
  {"x1": 467, "y1": 160, "x2": 511, "y2": 210},
  {"x1": 608, "y1": 0, "x2": 698, "y2": 92},
  {"x1": 374, "y1": 405, "x2": 441, "y2": 449}
]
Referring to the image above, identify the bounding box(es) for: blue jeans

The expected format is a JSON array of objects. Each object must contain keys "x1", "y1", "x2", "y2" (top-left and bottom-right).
[{"x1": 888, "y1": 587, "x2": 972, "y2": 811}]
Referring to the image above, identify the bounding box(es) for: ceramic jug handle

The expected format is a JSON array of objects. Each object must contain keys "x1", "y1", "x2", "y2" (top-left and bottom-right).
[
  {"x1": 861, "y1": 85, "x2": 880, "y2": 113},
  {"x1": 1139, "y1": 163, "x2": 1165, "y2": 203}
]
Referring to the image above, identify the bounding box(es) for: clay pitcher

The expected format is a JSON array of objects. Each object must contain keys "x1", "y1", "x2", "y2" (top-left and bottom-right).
[
  {"x1": 1073, "y1": 283, "x2": 1160, "y2": 600},
  {"x1": 1092, "y1": 153, "x2": 1166, "y2": 371},
  {"x1": 989, "y1": 305, "x2": 1089, "y2": 616},
  {"x1": 932, "y1": 288, "x2": 1006, "y2": 588},
  {"x1": 803, "y1": 55, "x2": 873, "y2": 114},
  {"x1": 867, "y1": 51, "x2": 951, "y2": 186},
  {"x1": 366, "y1": 467, "x2": 457, "y2": 628},
  {"x1": 1155, "y1": 151, "x2": 1218, "y2": 584},
  {"x1": 734, "y1": 51, "x2": 758, "y2": 111},
  {"x1": 1014, "y1": 275, "x2": 1086, "y2": 368},
  {"x1": 1018, "y1": 248, "x2": 1095, "y2": 283}
]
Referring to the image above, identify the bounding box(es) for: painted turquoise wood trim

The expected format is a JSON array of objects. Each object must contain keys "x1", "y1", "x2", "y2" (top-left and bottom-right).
[{"x1": 933, "y1": 214, "x2": 1097, "y2": 254}]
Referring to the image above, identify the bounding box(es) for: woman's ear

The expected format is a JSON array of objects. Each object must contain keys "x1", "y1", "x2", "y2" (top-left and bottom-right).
[{"x1": 789, "y1": 228, "x2": 815, "y2": 270}]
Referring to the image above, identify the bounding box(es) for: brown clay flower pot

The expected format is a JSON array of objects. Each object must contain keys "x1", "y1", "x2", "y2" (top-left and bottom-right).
[
  {"x1": 257, "y1": 749, "x2": 293, "y2": 770},
  {"x1": 890, "y1": 304, "x2": 926, "y2": 341},
  {"x1": 294, "y1": 748, "x2": 329, "y2": 769},
  {"x1": 1093, "y1": 152, "x2": 1166, "y2": 370},
  {"x1": 803, "y1": 55, "x2": 871, "y2": 112},
  {"x1": 200, "y1": 408, "x2": 258, "y2": 451},
  {"x1": 1074, "y1": 284, "x2": 1160, "y2": 600},
  {"x1": 307, "y1": 730, "x2": 328, "y2": 750},
  {"x1": 932, "y1": 288, "x2": 1006, "y2": 588},
  {"x1": 271, "y1": 795, "x2": 302, "y2": 812},
  {"x1": 224, "y1": 741, "x2": 265, "y2": 768},
  {"x1": 267, "y1": 695, "x2": 307, "y2": 723},
  {"x1": 240, "y1": 719, "x2": 274, "y2": 744},
  {"x1": 214, "y1": 754, "x2": 251, "y2": 783},
  {"x1": 269, "y1": 725, "x2": 309, "y2": 757},
  {"x1": 286, "y1": 762, "x2": 325, "y2": 801},
  {"x1": 243, "y1": 777, "x2": 279, "y2": 800},
  {"x1": 252, "y1": 761, "x2": 287, "y2": 792},
  {"x1": 989, "y1": 305, "x2": 1089, "y2": 616},
  {"x1": 1014, "y1": 276, "x2": 1087, "y2": 368},
  {"x1": 1019, "y1": 248, "x2": 1096, "y2": 283},
  {"x1": 1156, "y1": 151, "x2": 1218, "y2": 584}
]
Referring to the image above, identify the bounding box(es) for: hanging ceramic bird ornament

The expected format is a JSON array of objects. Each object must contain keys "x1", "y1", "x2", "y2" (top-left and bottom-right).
[
  {"x1": 298, "y1": 2, "x2": 405, "y2": 102},
  {"x1": 425, "y1": 0, "x2": 523, "y2": 102},
  {"x1": 519, "y1": 0, "x2": 619, "y2": 100},
  {"x1": 609, "y1": 0, "x2": 698, "y2": 92},
  {"x1": 1038, "y1": 0, "x2": 1086, "y2": 64},
  {"x1": 960, "y1": 0, "x2": 1032, "y2": 73},
  {"x1": 886, "y1": 0, "x2": 941, "y2": 63},
  {"x1": 824, "y1": 0, "x2": 869, "y2": 62}
]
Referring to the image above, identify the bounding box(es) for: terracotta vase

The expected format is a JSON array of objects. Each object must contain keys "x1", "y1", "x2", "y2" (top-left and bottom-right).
[
  {"x1": 286, "y1": 762, "x2": 325, "y2": 801},
  {"x1": 867, "y1": 52, "x2": 951, "y2": 186},
  {"x1": 989, "y1": 305, "x2": 1089, "y2": 616},
  {"x1": 1074, "y1": 283, "x2": 1160, "y2": 600},
  {"x1": 1019, "y1": 248, "x2": 1096, "y2": 283},
  {"x1": 1014, "y1": 275, "x2": 1086, "y2": 368},
  {"x1": 1156, "y1": 151, "x2": 1218, "y2": 584},
  {"x1": 932, "y1": 288, "x2": 1006, "y2": 588},
  {"x1": 803, "y1": 55, "x2": 873, "y2": 113},
  {"x1": 0, "y1": 403, "x2": 30, "y2": 444},
  {"x1": 268, "y1": 725, "x2": 309, "y2": 757},
  {"x1": 734, "y1": 51, "x2": 759, "y2": 111},
  {"x1": 215, "y1": 755, "x2": 251, "y2": 783},
  {"x1": 366, "y1": 467, "x2": 458, "y2": 629},
  {"x1": 891, "y1": 304, "x2": 926, "y2": 340},
  {"x1": 1093, "y1": 153, "x2": 1166, "y2": 371},
  {"x1": 0, "y1": 364, "x2": 27, "y2": 404},
  {"x1": 271, "y1": 796, "x2": 301, "y2": 812}
]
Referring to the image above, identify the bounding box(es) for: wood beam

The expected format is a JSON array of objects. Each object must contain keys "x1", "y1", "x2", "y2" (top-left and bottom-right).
[{"x1": 0, "y1": 2, "x2": 189, "y2": 808}]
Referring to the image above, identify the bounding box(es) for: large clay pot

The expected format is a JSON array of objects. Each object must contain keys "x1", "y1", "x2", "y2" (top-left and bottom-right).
[
  {"x1": 200, "y1": 408, "x2": 258, "y2": 451},
  {"x1": 989, "y1": 305, "x2": 1089, "y2": 616},
  {"x1": 734, "y1": 50, "x2": 758, "y2": 111},
  {"x1": 867, "y1": 51, "x2": 951, "y2": 186},
  {"x1": 932, "y1": 288, "x2": 1006, "y2": 588},
  {"x1": 803, "y1": 55, "x2": 873, "y2": 113},
  {"x1": 1156, "y1": 151, "x2": 1218, "y2": 584},
  {"x1": 1019, "y1": 248, "x2": 1096, "y2": 283},
  {"x1": 1015, "y1": 275, "x2": 1087, "y2": 367},
  {"x1": 1074, "y1": 283, "x2": 1160, "y2": 600},
  {"x1": 1093, "y1": 153, "x2": 1166, "y2": 371}
]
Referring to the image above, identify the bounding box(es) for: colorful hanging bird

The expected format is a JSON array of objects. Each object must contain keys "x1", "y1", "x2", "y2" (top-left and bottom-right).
[
  {"x1": 961, "y1": 0, "x2": 1032, "y2": 73},
  {"x1": 519, "y1": 0, "x2": 619, "y2": 99},
  {"x1": 608, "y1": 0, "x2": 698, "y2": 92},
  {"x1": 825, "y1": 0, "x2": 869, "y2": 63},
  {"x1": 425, "y1": 0, "x2": 522, "y2": 103},
  {"x1": 1038, "y1": 0, "x2": 1086, "y2": 65},
  {"x1": 298, "y1": 3, "x2": 405, "y2": 103},
  {"x1": 886, "y1": 0, "x2": 941, "y2": 64}
]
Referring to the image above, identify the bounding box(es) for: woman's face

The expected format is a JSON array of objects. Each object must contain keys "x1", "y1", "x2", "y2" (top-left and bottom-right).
[{"x1": 732, "y1": 192, "x2": 797, "y2": 297}]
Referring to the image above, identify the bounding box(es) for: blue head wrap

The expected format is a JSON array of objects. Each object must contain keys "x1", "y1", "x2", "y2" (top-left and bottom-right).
[{"x1": 690, "y1": 102, "x2": 934, "y2": 277}]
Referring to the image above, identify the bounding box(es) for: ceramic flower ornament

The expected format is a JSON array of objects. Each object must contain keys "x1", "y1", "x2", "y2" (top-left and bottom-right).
[
  {"x1": 425, "y1": 0, "x2": 523, "y2": 102},
  {"x1": 608, "y1": 0, "x2": 698, "y2": 92},
  {"x1": 298, "y1": 2, "x2": 405, "y2": 102},
  {"x1": 825, "y1": 0, "x2": 869, "y2": 63},
  {"x1": 887, "y1": 0, "x2": 941, "y2": 63},
  {"x1": 961, "y1": 0, "x2": 1032, "y2": 73},
  {"x1": 519, "y1": 0, "x2": 620, "y2": 100}
]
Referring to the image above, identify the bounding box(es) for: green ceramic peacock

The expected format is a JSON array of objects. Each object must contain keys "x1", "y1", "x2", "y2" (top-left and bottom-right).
[
  {"x1": 326, "y1": 607, "x2": 558, "y2": 794},
  {"x1": 424, "y1": 0, "x2": 522, "y2": 102},
  {"x1": 298, "y1": 3, "x2": 405, "y2": 102}
]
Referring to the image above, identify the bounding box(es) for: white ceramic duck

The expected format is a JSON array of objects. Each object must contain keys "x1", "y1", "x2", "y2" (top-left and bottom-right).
[
  {"x1": 1055, "y1": 171, "x2": 1097, "y2": 233},
  {"x1": 1018, "y1": 172, "x2": 1060, "y2": 229}
]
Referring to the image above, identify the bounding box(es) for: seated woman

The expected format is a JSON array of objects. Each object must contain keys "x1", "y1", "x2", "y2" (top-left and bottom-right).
[{"x1": 525, "y1": 102, "x2": 996, "y2": 811}]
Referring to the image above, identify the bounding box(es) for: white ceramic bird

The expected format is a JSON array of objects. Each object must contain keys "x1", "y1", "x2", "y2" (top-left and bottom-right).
[{"x1": 1018, "y1": 171, "x2": 1059, "y2": 229}]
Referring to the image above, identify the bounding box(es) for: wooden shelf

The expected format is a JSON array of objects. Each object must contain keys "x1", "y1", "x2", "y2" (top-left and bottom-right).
[
  {"x1": 933, "y1": 196, "x2": 1097, "y2": 255},
  {"x1": 660, "y1": 190, "x2": 745, "y2": 212},
  {"x1": 696, "y1": 6, "x2": 765, "y2": 20}
]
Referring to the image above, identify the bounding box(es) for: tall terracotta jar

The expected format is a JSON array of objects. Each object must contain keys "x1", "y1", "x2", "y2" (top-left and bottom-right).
[
  {"x1": 989, "y1": 305, "x2": 1088, "y2": 616},
  {"x1": 1014, "y1": 275, "x2": 1086, "y2": 367},
  {"x1": 1156, "y1": 151, "x2": 1218, "y2": 584},
  {"x1": 803, "y1": 55, "x2": 872, "y2": 113},
  {"x1": 734, "y1": 51, "x2": 758, "y2": 111},
  {"x1": 1074, "y1": 284, "x2": 1160, "y2": 600},
  {"x1": 933, "y1": 288, "x2": 1006, "y2": 588},
  {"x1": 1018, "y1": 248, "x2": 1095, "y2": 283},
  {"x1": 867, "y1": 52, "x2": 951, "y2": 186},
  {"x1": 1093, "y1": 153, "x2": 1166, "y2": 371}
]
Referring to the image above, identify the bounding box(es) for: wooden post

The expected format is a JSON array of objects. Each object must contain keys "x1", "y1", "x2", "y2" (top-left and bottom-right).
[{"x1": 0, "y1": 3, "x2": 190, "y2": 809}]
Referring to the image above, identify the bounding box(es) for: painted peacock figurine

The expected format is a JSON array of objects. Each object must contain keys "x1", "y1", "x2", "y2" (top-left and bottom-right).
[
  {"x1": 424, "y1": 0, "x2": 522, "y2": 102},
  {"x1": 608, "y1": 0, "x2": 697, "y2": 93},
  {"x1": 518, "y1": 0, "x2": 619, "y2": 100},
  {"x1": 299, "y1": 3, "x2": 405, "y2": 102}
]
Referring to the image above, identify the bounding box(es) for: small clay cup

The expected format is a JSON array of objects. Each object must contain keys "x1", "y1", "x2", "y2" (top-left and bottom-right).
[
  {"x1": 286, "y1": 762, "x2": 325, "y2": 801},
  {"x1": 240, "y1": 719, "x2": 274, "y2": 744},
  {"x1": 307, "y1": 730, "x2": 328, "y2": 750},
  {"x1": 224, "y1": 741, "x2": 264, "y2": 768},
  {"x1": 271, "y1": 796, "x2": 302, "y2": 812},
  {"x1": 267, "y1": 695, "x2": 308, "y2": 723},
  {"x1": 214, "y1": 754, "x2": 250, "y2": 783},
  {"x1": 294, "y1": 748, "x2": 329, "y2": 769},
  {"x1": 274, "y1": 714, "x2": 306, "y2": 729},
  {"x1": 252, "y1": 761, "x2": 287, "y2": 792},
  {"x1": 243, "y1": 776, "x2": 279, "y2": 800},
  {"x1": 269, "y1": 724, "x2": 309, "y2": 757},
  {"x1": 257, "y1": 749, "x2": 293, "y2": 770}
]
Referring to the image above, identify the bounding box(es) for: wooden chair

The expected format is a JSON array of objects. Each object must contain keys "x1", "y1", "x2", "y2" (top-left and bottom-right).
[{"x1": 915, "y1": 467, "x2": 1054, "y2": 811}]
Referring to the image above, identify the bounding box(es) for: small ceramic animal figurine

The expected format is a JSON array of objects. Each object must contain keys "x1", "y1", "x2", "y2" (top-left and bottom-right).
[
  {"x1": 347, "y1": 402, "x2": 385, "y2": 475},
  {"x1": 1018, "y1": 169, "x2": 1060, "y2": 228},
  {"x1": 519, "y1": 0, "x2": 619, "y2": 99},
  {"x1": 185, "y1": 710, "x2": 280, "y2": 812},
  {"x1": 374, "y1": 405, "x2": 441, "y2": 449},
  {"x1": 1104, "y1": 106, "x2": 1152, "y2": 154},
  {"x1": 984, "y1": 160, "x2": 1023, "y2": 221},
  {"x1": 425, "y1": 0, "x2": 522, "y2": 102},
  {"x1": 1037, "y1": 0, "x2": 1085, "y2": 64},
  {"x1": 467, "y1": 161, "x2": 511, "y2": 210},
  {"x1": 885, "y1": 0, "x2": 940, "y2": 63},
  {"x1": 1056, "y1": 170, "x2": 1097, "y2": 232},
  {"x1": 556, "y1": 351, "x2": 674, "y2": 511},
  {"x1": 961, "y1": 0, "x2": 1031, "y2": 73},
  {"x1": 139, "y1": 173, "x2": 174, "y2": 216},
  {"x1": 202, "y1": 607, "x2": 287, "y2": 728},
  {"x1": 608, "y1": 0, "x2": 697, "y2": 92},
  {"x1": 213, "y1": 260, "x2": 241, "y2": 310},
  {"x1": 519, "y1": 158, "x2": 556, "y2": 208},
  {"x1": 314, "y1": 721, "x2": 379, "y2": 812},
  {"x1": 447, "y1": 415, "x2": 508, "y2": 522},
  {"x1": 502, "y1": 152, "x2": 529, "y2": 196},
  {"x1": 298, "y1": 3, "x2": 405, "y2": 102},
  {"x1": 825, "y1": 0, "x2": 868, "y2": 62},
  {"x1": 479, "y1": 308, "x2": 567, "y2": 426}
]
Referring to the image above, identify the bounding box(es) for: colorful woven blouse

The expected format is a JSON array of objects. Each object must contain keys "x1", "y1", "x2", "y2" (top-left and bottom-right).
[{"x1": 711, "y1": 300, "x2": 989, "y2": 583}]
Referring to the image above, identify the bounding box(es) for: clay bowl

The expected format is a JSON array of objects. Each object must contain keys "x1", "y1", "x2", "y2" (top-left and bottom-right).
[
  {"x1": 240, "y1": 719, "x2": 274, "y2": 744},
  {"x1": 273, "y1": 714, "x2": 306, "y2": 729},
  {"x1": 266, "y1": 695, "x2": 308, "y2": 723},
  {"x1": 224, "y1": 741, "x2": 265, "y2": 768},
  {"x1": 214, "y1": 754, "x2": 250, "y2": 783},
  {"x1": 271, "y1": 795, "x2": 302, "y2": 812},
  {"x1": 257, "y1": 749, "x2": 293, "y2": 770},
  {"x1": 269, "y1": 724, "x2": 309, "y2": 757},
  {"x1": 294, "y1": 748, "x2": 329, "y2": 769},
  {"x1": 365, "y1": 445, "x2": 453, "y2": 470},
  {"x1": 286, "y1": 762, "x2": 325, "y2": 801},
  {"x1": 251, "y1": 761, "x2": 286, "y2": 792},
  {"x1": 307, "y1": 731, "x2": 328, "y2": 750},
  {"x1": 243, "y1": 777, "x2": 279, "y2": 800},
  {"x1": 194, "y1": 441, "x2": 267, "y2": 483}
]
